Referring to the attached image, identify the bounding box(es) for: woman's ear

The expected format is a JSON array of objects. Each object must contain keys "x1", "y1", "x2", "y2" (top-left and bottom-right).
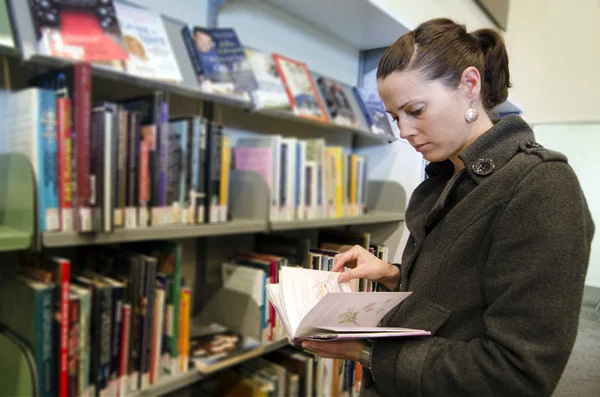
[{"x1": 461, "y1": 66, "x2": 482, "y2": 100}]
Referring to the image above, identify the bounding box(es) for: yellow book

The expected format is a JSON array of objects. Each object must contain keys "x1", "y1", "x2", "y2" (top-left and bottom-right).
[
  {"x1": 325, "y1": 147, "x2": 344, "y2": 218},
  {"x1": 350, "y1": 154, "x2": 358, "y2": 216},
  {"x1": 220, "y1": 136, "x2": 231, "y2": 222},
  {"x1": 179, "y1": 287, "x2": 191, "y2": 373}
]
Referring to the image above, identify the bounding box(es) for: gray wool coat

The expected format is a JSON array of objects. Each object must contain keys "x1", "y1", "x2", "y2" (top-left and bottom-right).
[{"x1": 362, "y1": 115, "x2": 595, "y2": 397}]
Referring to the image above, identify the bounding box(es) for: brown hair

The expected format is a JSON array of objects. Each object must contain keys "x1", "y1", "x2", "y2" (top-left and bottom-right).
[{"x1": 377, "y1": 18, "x2": 511, "y2": 111}]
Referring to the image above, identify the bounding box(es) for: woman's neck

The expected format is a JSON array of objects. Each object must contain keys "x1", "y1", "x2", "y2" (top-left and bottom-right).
[{"x1": 449, "y1": 116, "x2": 494, "y2": 174}]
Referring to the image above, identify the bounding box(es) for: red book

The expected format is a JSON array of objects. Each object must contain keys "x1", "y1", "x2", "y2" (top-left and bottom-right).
[
  {"x1": 119, "y1": 304, "x2": 131, "y2": 397},
  {"x1": 272, "y1": 54, "x2": 329, "y2": 123},
  {"x1": 20, "y1": 255, "x2": 71, "y2": 397},
  {"x1": 56, "y1": 97, "x2": 74, "y2": 232},
  {"x1": 74, "y1": 62, "x2": 93, "y2": 232}
]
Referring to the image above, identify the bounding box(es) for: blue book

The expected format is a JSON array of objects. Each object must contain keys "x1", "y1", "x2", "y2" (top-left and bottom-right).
[
  {"x1": 2, "y1": 88, "x2": 59, "y2": 231},
  {"x1": 182, "y1": 26, "x2": 257, "y2": 100},
  {"x1": 353, "y1": 87, "x2": 394, "y2": 137}
]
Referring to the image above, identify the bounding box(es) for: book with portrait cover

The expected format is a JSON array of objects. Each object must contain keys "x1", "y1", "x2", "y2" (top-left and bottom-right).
[
  {"x1": 353, "y1": 87, "x2": 394, "y2": 136},
  {"x1": 113, "y1": 2, "x2": 182, "y2": 82},
  {"x1": 28, "y1": 0, "x2": 129, "y2": 62},
  {"x1": 181, "y1": 26, "x2": 257, "y2": 100},
  {"x1": 315, "y1": 76, "x2": 360, "y2": 128},
  {"x1": 272, "y1": 54, "x2": 329, "y2": 122},
  {"x1": 267, "y1": 267, "x2": 430, "y2": 344}
]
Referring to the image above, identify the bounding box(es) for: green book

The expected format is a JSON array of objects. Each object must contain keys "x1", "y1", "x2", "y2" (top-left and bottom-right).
[{"x1": 0, "y1": 275, "x2": 55, "y2": 397}]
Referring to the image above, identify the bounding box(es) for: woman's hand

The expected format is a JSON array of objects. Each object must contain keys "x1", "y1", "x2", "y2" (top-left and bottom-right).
[
  {"x1": 301, "y1": 339, "x2": 364, "y2": 361},
  {"x1": 332, "y1": 245, "x2": 400, "y2": 291}
]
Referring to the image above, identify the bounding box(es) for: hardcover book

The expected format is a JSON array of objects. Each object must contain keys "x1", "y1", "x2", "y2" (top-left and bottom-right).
[
  {"x1": 272, "y1": 54, "x2": 328, "y2": 122},
  {"x1": 114, "y1": 2, "x2": 182, "y2": 82},
  {"x1": 181, "y1": 26, "x2": 257, "y2": 100},
  {"x1": 267, "y1": 267, "x2": 430, "y2": 343},
  {"x1": 315, "y1": 76, "x2": 360, "y2": 128},
  {"x1": 244, "y1": 47, "x2": 291, "y2": 110},
  {"x1": 28, "y1": 0, "x2": 129, "y2": 62},
  {"x1": 353, "y1": 87, "x2": 394, "y2": 136}
]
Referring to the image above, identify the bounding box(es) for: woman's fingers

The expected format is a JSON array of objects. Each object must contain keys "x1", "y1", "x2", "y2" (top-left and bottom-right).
[
  {"x1": 332, "y1": 245, "x2": 362, "y2": 272},
  {"x1": 338, "y1": 266, "x2": 368, "y2": 283}
]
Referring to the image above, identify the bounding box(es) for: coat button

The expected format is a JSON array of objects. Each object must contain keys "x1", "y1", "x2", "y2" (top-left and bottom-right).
[
  {"x1": 472, "y1": 159, "x2": 495, "y2": 176},
  {"x1": 526, "y1": 141, "x2": 543, "y2": 149}
]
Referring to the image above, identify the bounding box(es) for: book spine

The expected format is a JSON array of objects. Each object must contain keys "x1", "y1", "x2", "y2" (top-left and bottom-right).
[
  {"x1": 196, "y1": 118, "x2": 207, "y2": 224},
  {"x1": 219, "y1": 135, "x2": 230, "y2": 222},
  {"x1": 136, "y1": 261, "x2": 147, "y2": 390},
  {"x1": 119, "y1": 304, "x2": 131, "y2": 397},
  {"x1": 68, "y1": 296, "x2": 80, "y2": 397},
  {"x1": 57, "y1": 261, "x2": 71, "y2": 397},
  {"x1": 39, "y1": 285, "x2": 54, "y2": 397},
  {"x1": 78, "y1": 290, "x2": 91, "y2": 397},
  {"x1": 56, "y1": 97, "x2": 74, "y2": 231},
  {"x1": 109, "y1": 286, "x2": 124, "y2": 394},
  {"x1": 150, "y1": 287, "x2": 165, "y2": 384},
  {"x1": 90, "y1": 108, "x2": 104, "y2": 232},
  {"x1": 279, "y1": 143, "x2": 287, "y2": 221},
  {"x1": 178, "y1": 288, "x2": 190, "y2": 373},
  {"x1": 165, "y1": 124, "x2": 179, "y2": 224},
  {"x1": 168, "y1": 246, "x2": 182, "y2": 374},
  {"x1": 38, "y1": 90, "x2": 60, "y2": 232},
  {"x1": 186, "y1": 119, "x2": 197, "y2": 224},
  {"x1": 99, "y1": 288, "x2": 113, "y2": 396},
  {"x1": 106, "y1": 106, "x2": 118, "y2": 233},
  {"x1": 205, "y1": 122, "x2": 222, "y2": 224},
  {"x1": 158, "y1": 100, "x2": 169, "y2": 211},
  {"x1": 139, "y1": 133, "x2": 150, "y2": 228},
  {"x1": 115, "y1": 110, "x2": 129, "y2": 227},
  {"x1": 178, "y1": 121, "x2": 188, "y2": 224},
  {"x1": 125, "y1": 113, "x2": 138, "y2": 228},
  {"x1": 75, "y1": 63, "x2": 93, "y2": 232},
  {"x1": 143, "y1": 259, "x2": 157, "y2": 389}
]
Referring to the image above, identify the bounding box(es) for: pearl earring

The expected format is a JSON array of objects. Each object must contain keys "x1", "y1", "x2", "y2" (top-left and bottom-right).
[{"x1": 464, "y1": 102, "x2": 479, "y2": 123}]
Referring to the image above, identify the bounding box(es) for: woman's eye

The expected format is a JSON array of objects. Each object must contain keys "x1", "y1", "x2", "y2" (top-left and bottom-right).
[{"x1": 409, "y1": 108, "x2": 424, "y2": 117}]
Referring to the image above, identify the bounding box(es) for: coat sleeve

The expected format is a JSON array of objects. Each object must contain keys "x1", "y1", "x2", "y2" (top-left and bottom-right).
[{"x1": 369, "y1": 161, "x2": 595, "y2": 397}]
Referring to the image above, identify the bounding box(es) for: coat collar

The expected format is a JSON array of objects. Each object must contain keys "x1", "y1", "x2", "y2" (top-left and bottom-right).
[{"x1": 425, "y1": 115, "x2": 536, "y2": 184}]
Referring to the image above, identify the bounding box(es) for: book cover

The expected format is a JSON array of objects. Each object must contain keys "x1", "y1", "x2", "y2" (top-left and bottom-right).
[
  {"x1": 315, "y1": 76, "x2": 360, "y2": 128},
  {"x1": 244, "y1": 47, "x2": 291, "y2": 110},
  {"x1": 272, "y1": 54, "x2": 328, "y2": 122},
  {"x1": 28, "y1": 0, "x2": 128, "y2": 62},
  {"x1": 353, "y1": 87, "x2": 394, "y2": 136},
  {"x1": 182, "y1": 27, "x2": 257, "y2": 99},
  {"x1": 114, "y1": 2, "x2": 182, "y2": 82},
  {"x1": 70, "y1": 284, "x2": 91, "y2": 397}
]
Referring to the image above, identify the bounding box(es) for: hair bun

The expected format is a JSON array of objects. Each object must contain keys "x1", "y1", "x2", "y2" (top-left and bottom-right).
[{"x1": 470, "y1": 29, "x2": 511, "y2": 109}]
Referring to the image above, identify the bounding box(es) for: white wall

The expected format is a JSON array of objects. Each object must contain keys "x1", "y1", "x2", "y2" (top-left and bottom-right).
[
  {"x1": 503, "y1": 0, "x2": 600, "y2": 124},
  {"x1": 128, "y1": 0, "x2": 209, "y2": 26},
  {"x1": 218, "y1": 0, "x2": 360, "y2": 86},
  {"x1": 533, "y1": 124, "x2": 600, "y2": 287}
]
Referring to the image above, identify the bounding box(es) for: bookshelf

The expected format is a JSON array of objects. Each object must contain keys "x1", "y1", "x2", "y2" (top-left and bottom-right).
[
  {"x1": 0, "y1": 154, "x2": 36, "y2": 252},
  {"x1": 270, "y1": 211, "x2": 405, "y2": 231}
]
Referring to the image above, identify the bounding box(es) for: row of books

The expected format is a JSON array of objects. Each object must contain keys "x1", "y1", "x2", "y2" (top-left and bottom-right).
[
  {"x1": 234, "y1": 136, "x2": 369, "y2": 222},
  {"x1": 198, "y1": 347, "x2": 362, "y2": 397},
  {"x1": 15, "y1": 0, "x2": 395, "y2": 136},
  {"x1": 0, "y1": 66, "x2": 232, "y2": 233},
  {"x1": 0, "y1": 242, "x2": 189, "y2": 397}
]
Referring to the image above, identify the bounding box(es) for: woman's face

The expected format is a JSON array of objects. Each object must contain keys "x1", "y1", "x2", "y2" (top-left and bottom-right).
[{"x1": 378, "y1": 70, "x2": 473, "y2": 163}]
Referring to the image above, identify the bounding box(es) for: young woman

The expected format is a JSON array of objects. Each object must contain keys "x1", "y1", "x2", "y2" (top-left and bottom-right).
[{"x1": 302, "y1": 18, "x2": 595, "y2": 396}]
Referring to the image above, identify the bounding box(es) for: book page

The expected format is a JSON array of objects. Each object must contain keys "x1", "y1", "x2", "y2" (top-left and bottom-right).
[
  {"x1": 265, "y1": 284, "x2": 293, "y2": 339},
  {"x1": 279, "y1": 267, "x2": 351, "y2": 335},
  {"x1": 295, "y1": 291, "x2": 412, "y2": 335}
]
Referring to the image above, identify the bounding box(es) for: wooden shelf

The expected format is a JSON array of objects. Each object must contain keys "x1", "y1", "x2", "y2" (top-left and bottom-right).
[
  {"x1": 42, "y1": 219, "x2": 267, "y2": 248},
  {"x1": 135, "y1": 338, "x2": 289, "y2": 397},
  {"x1": 270, "y1": 211, "x2": 405, "y2": 231}
]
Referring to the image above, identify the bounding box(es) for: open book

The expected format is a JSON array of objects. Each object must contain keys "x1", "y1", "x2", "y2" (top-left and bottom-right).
[{"x1": 266, "y1": 267, "x2": 430, "y2": 343}]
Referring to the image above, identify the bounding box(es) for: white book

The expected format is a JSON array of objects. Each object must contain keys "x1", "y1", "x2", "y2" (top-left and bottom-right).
[
  {"x1": 236, "y1": 136, "x2": 281, "y2": 222},
  {"x1": 281, "y1": 137, "x2": 297, "y2": 221},
  {"x1": 152, "y1": 289, "x2": 165, "y2": 384},
  {"x1": 266, "y1": 267, "x2": 430, "y2": 343},
  {"x1": 296, "y1": 141, "x2": 307, "y2": 220}
]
